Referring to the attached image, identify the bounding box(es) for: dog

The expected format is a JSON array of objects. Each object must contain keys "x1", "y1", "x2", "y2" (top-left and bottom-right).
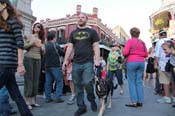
[{"x1": 94, "y1": 67, "x2": 115, "y2": 116}]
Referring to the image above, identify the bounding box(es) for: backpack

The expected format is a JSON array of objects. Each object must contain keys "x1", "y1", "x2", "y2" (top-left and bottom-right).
[{"x1": 165, "y1": 60, "x2": 174, "y2": 72}]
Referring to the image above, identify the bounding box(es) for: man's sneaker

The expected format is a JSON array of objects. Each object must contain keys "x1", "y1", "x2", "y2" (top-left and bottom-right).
[
  {"x1": 157, "y1": 96, "x2": 171, "y2": 104},
  {"x1": 172, "y1": 104, "x2": 175, "y2": 108},
  {"x1": 9, "y1": 105, "x2": 17, "y2": 115},
  {"x1": 45, "y1": 99, "x2": 53, "y2": 103},
  {"x1": 120, "y1": 90, "x2": 124, "y2": 95},
  {"x1": 113, "y1": 84, "x2": 118, "y2": 90},
  {"x1": 55, "y1": 98, "x2": 64, "y2": 103},
  {"x1": 67, "y1": 94, "x2": 76, "y2": 105},
  {"x1": 10, "y1": 108, "x2": 17, "y2": 115},
  {"x1": 74, "y1": 108, "x2": 87, "y2": 116},
  {"x1": 90, "y1": 100, "x2": 97, "y2": 112}
]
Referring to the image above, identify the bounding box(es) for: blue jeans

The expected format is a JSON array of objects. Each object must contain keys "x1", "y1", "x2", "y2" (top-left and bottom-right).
[
  {"x1": 0, "y1": 87, "x2": 10, "y2": 116},
  {"x1": 45, "y1": 67, "x2": 63, "y2": 100},
  {"x1": 0, "y1": 66, "x2": 33, "y2": 116},
  {"x1": 72, "y1": 62, "x2": 96, "y2": 110},
  {"x1": 127, "y1": 62, "x2": 144, "y2": 103}
]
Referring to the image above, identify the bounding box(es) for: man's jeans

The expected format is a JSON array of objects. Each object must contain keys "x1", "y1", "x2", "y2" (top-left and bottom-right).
[
  {"x1": 0, "y1": 66, "x2": 33, "y2": 116},
  {"x1": 127, "y1": 62, "x2": 144, "y2": 103},
  {"x1": 72, "y1": 62, "x2": 96, "y2": 110},
  {"x1": 155, "y1": 70, "x2": 163, "y2": 94},
  {"x1": 0, "y1": 87, "x2": 10, "y2": 116},
  {"x1": 45, "y1": 67, "x2": 63, "y2": 100}
]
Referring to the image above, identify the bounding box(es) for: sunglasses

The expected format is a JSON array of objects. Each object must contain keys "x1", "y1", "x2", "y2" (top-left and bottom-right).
[{"x1": 35, "y1": 25, "x2": 41, "y2": 29}]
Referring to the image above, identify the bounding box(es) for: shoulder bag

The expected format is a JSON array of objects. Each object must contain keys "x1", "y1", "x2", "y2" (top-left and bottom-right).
[
  {"x1": 122, "y1": 39, "x2": 140, "y2": 69},
  {"x1": 53, "y1": 43, "x2": 62, "y2": 66}
]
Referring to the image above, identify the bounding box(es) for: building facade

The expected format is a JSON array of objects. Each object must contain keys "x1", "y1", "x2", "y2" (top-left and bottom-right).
[
  {"x1": 150, "y1": 0, "x2": 175, "y2": 41},
  {"x1": 10, "y1": 0, "x2": 36, "y2": 35},
  {"x1": 112, "y1": 26, "x2": 129, "y2": 45},
  {"x1": 40, "y1": 5, "x2": 122, "y2": 60}
]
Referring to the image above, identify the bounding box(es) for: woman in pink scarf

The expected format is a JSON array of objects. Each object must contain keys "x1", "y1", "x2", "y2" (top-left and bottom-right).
[{"x1": 123, "y1": 27, "x2": 148, "y2": 107}]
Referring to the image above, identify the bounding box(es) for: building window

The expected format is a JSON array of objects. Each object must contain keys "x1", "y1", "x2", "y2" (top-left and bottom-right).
[
  {"x1": 57, "y1": 30, "x2": 60, "y2": 41},
  {"x1": 57, "y1": 29, "x2": 66, "y2": 44},
  {"x1": 60, "y1": 29, "x2": 65, "y2": 40}
]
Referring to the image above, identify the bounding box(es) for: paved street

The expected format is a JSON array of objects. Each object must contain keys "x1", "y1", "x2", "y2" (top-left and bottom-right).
[{"x1": 12, "y1": 79, "x2": 175, "y2": 116}]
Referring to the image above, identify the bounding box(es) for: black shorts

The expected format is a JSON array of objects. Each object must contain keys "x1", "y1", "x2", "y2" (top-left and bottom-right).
[{"x1": 116, "y1": 69, "x2": 123, "y2": 85}]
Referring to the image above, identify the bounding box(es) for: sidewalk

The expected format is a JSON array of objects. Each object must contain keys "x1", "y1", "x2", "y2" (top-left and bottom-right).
[{"x1": 12, "y1": 80, "x2": 175, "y2": 116}]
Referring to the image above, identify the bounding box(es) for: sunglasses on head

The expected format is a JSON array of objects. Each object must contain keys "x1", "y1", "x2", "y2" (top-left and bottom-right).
[
  {"x1": 35, "y1": 25, "x2": 41, "y2": 29},
  {"x1": 166, "y1": 40, "x2": 174, "y2": 47}
]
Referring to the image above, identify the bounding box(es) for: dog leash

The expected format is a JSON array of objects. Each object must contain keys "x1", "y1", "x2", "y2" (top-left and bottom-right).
[{"x1": 63, "y1": 64, "x2": 68, "y2": 85}]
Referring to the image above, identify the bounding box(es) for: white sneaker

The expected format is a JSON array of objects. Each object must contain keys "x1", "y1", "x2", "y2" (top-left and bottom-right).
[
  {"x1": 27, "y1": 105, "x2": 32, "y2": 110},
  {"x1": 119, "y1": 90, "x2": 123, "y2": 95},
  {"x1": 172, "y1": 97, "x2": 175, "y2": 103},
  {"x1": 69, "y1": 94, "x2": 75, "y2": 101},
  {"x1": 67, "y1": 94, "x2": 75, "y2": 105},
  {"x1": 157, "y1": 96, "x2": 171, "y2": 104}
]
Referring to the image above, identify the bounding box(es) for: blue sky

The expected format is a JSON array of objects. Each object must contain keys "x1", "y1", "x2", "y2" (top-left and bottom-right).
[{"x1": 31, "y1": 0, "x2": 161, "y2": 48}]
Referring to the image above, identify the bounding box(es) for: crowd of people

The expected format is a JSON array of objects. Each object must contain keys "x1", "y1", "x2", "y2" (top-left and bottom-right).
[{"x1": 0, "y1": 0, "x2": 175, "y2": 116}]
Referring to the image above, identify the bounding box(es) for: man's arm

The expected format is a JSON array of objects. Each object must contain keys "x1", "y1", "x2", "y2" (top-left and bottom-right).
[
  {"x1": 62, "y1": 43, "x2": 74, "y2": 70},
  {"x1": 93, "y1": 42, "x2": 100, "y2": 66}
]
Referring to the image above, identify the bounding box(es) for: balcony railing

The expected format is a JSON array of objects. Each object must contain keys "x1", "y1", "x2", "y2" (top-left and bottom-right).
[{"x1": 99, "y1": 39, "x2": 111, "y2": 47}]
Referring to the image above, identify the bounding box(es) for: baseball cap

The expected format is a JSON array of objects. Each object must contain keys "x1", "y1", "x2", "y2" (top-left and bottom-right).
[{"x1": 159, "y1": 29, "x2": 167, "y2": 36}]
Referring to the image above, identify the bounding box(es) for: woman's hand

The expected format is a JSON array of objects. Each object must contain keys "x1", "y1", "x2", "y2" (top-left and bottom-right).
[
  {"x1": 34, "y1": 39, "x2": 42, "y2": 47},
  {"x1": 17, "y1": 64, "x2": 26, "y2": 76}
]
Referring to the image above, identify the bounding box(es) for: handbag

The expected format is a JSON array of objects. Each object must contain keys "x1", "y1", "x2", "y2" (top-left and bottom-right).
[
  {"x1": 122, "y1": 39, "x2": 140, "y2": 69},
  {"x1": 53, "y1": 43, "x2": 62, "y2": 66},
  {"x1": 165, "y1": 60, "x2": 174, "y2": 72}
]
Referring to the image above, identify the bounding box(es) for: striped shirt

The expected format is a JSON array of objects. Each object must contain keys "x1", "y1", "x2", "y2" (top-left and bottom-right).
[{"x1": 0, "y1": 17, "x2": 24, "y2": 67}]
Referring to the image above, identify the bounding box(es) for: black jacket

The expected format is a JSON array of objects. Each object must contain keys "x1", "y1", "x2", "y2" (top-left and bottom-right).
[{"x1": 45, "y1": 42, "x2": 64, "y2": 68}]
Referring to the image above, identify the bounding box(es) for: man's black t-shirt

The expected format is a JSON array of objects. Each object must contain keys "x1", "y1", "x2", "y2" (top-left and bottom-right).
[{"x1": 69, "y1": 27, "x2": 99, "y2": 63}]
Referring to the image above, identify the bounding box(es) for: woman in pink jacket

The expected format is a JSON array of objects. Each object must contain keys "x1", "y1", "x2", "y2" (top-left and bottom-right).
[{"x1": 123, "y1": 27, "x2": 148, "y2": 107}]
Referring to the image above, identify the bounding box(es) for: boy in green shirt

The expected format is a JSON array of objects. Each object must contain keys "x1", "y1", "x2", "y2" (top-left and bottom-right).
[{"x1": 107, "y1": 44, "x2": 124, "y2": 94}]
